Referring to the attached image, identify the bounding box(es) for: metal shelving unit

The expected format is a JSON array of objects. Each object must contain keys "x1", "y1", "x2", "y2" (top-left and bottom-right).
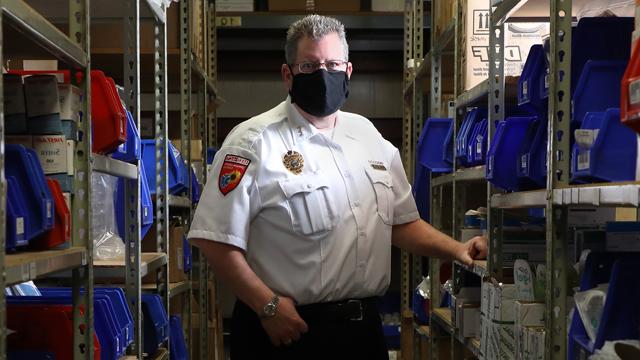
[
  {"x1": 0, "y1": 0, "x2": 94, "y2": 358},
  {"x1": 404, "y1": 1, "x2": 634, "y2": 360}
]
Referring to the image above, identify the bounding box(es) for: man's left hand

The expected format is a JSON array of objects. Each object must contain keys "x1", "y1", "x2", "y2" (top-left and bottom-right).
[{"x1": 456, "y1": 236, "x2": 488, "y2": 266}]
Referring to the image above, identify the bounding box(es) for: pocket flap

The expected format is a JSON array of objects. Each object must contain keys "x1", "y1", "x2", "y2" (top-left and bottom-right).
[
  {"x1": 278, "y1": 174, "x2": 329, "y2": 199},
  {"x1": 365, "y1": 166, "x2": 393, "y2": 188}
]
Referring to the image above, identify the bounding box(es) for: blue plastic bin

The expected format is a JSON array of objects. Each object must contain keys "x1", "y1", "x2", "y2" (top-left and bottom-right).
[
  {"x1": 190, "y1": 167, "x2": 200, "y2": 203},
  {"x1": 413, "y1": 165, "x2": 430, "y2": 221},
  {"x1": 5, "y1": 145, "x2": 54, "y2": 242},
  {"x1": 141, "y1": 140, "x2": 187, "y2": 195},
  {"x1": 572, "y1": 60, "x2": 627, "y2": 130},
  {"x1": 142, "y1": 294, "x2": 169, "y2": 354},
  {"x1": 172, "y1": 143, "x2": 190, "y2": 196},
  {"x1": 568, "y1": 252, "x2": 640, "y2": 359},
  {"x1": 571, "y1": 108, "x2": 637, "y2": 183},
  {"x1": 571, "y1": 17, "x2": 633, "y2": 92},
  {"x1": 518, "y1": 44, "x2": 549, "y2": 115},
  {"x1": 169, "y1": 316, "x2": 189, "y2": 360},
  {"x1": 6, "y1": 176, "x2": 29, "y2": 251},
  {"x1": 456, "y1": 108, "x2": 487, "y2": 167},
  {"x1": 517, "y1": 117, "x2": 547, "y2": 190},
  {"x1": 207, "y1": 147, "x2": 217, "y2": 165},
  {"x1": 486, "y1": 117, "x2": 538, "y2": 191},
  {"x1": 112, "y1": 111, "x2": 141, "y2": 163},
  {"x1": 418, "y1": 118, "x2": 454, "y2": 173},
  {"x1": 468, "y1": 119, "x2": 488, "y2": 166},
  {"x1": 115, "y1": 160, "x2": 154, "y2": 240},
  {"x1": 40, "y1": 287, "x2": 134, "y2": 348},
  {"x1": 8, "y1": 351, "x2": 55, "y2": 360}
]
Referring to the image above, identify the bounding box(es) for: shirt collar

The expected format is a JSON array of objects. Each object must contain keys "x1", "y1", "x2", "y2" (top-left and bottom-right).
[{"x1": 285, "y1": 96, "x2": 358, "y2": 146}]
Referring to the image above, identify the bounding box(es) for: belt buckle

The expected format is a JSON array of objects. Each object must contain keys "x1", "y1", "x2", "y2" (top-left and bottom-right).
[{"x1": 346, "y1": 300, "x2": 363, "y2": 321}]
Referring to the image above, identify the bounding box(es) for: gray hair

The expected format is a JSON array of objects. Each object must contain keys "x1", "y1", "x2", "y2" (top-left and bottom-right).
[{"x1": 285, "y1": 14, "x2": 349, "y2": 64}]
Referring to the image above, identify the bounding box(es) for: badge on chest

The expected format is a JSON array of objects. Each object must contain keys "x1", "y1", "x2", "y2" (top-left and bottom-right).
[{"x1": 283, "y1": 150, "x2": 304, "y2": 175}]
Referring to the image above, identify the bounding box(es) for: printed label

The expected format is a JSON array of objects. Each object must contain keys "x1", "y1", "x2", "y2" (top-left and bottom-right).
[
  {"x1": 630, "y1": 79, "x2": 640, "y2": 105},
  {"x1": 16, "y1": 217, "x2": 24, "y2": 236},
  {"x1": 521, "y1": 154, "x2": 528, "y2": 170},
  {"x1": 577, "y1": 151, "x2": 590, "y2": 171},
  {"x1": 521, "y1": 80, "x2": 528, "y2": 98},
  {"x1": 33, "y1": 135, "x2": 67, "y2": 174}
]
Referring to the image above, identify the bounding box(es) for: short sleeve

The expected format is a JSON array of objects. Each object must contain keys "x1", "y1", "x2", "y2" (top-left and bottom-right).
[
  {"x1": 389, "y1": 150, "x2": 420, "y2": 225},
  {"x1": 187, "y1": 145, "x2": 261, "y2": 251}
]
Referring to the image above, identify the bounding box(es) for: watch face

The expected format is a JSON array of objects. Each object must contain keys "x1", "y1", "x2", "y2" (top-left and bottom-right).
[{"x1": 264, "y1": 303, "x2": 277, "y2": 317}]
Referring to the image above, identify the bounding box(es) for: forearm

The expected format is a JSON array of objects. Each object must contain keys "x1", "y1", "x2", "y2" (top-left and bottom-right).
[
  {"x1": 392, "y1": 219, "x2": 465, "y2": 261},
  {"x1": 191, "y1": 238, "x2": 275, "y2": 314}
]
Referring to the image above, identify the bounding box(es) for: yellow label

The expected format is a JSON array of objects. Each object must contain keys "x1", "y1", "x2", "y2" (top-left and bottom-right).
[{"x1": 216, "y1": 16, "x2": 242, "y2": 27}]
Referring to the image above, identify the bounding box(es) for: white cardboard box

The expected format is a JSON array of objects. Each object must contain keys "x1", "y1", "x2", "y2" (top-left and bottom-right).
[
  {"x1": 24, "y1": 75, "x2": 61, "y2": 117},
  {"x1": 32, "y1": 135, "x2": 68, "y2": 174},
  {"x1": 460, "y1": 305, "x2": 481, "y2": 338},
  {"x1": 490, "y1": 282, "x2": 516, "y2": 322},
  {"x1": 525, "y1": 326, "x2": 545, "y2": 360},
  {"x1": 515, "y1": 301, "x2": 545, "y2": 327},
  {"x1": 462, "y1": 0, "x2": 550, "y2": 91},
  {"x1": 58, "y1": 84, "x2": 82, "y2": 122}
]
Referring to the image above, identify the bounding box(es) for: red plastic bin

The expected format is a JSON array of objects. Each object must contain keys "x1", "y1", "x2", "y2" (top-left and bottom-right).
[
  {"x1": 91, "y1": 70, "x2": 127, "y2": 154},
  {"x1": 30, "y1": 178, "x2": 70, "y2": 250},
  {"x1": 621, "y1": 38, "x2": 640, "y2": 133},
  {"x1": 8, "y1": 304, "x2": 101, "y2": 359}
]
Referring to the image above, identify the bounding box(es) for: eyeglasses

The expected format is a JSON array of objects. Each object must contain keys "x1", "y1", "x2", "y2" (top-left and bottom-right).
[{"x1": 292, "y1": 60, "x2": 348, "y2": 74}]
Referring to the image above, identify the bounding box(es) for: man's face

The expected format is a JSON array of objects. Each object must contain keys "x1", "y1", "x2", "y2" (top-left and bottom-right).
[{"x1": 282, "y1": 32, "x2": 353, "y2": 90}]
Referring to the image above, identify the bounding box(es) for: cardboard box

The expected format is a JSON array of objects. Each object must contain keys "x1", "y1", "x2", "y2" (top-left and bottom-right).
[
  {"x1": 490, "y1": 282, "x2": 516, "y2": 323},
  {"x1": 460, "y1": 304, "x2": 481, "y2": 338},
  {"x1": 268, "y1": 0, "x2": 312, "y2": 11},
  {"x1": 32, "y1": 135, "x2": 69, "y2": 175},
  {"x1": 58, "y1": 84, "x2": 82, "y2": 122},
  {"x1": 525, "y1": 326, "x2": 545, "y2": 360},
  {"x1": 434, "y1": 0, "x2": 456, "y2": 38},
  {"x1": 487, "y1": 321, "x2": 516, "y2": 360},
  {"x1": 4, "y1": 74, "x2": 26, "y2": 118},
  {"x1": 24, "y1": 75, "x2": 61, "y2": 118},
  {"x1": 371, "y1": 0, "x2": 403, "y2": 12},
  {"x1": 91, "y1": 5, "x2": 179, "y2": 50},
  {"x1": 172, "y1": 139, "x2": 204, "y2": 162},
  {"x1": 216, "y1": 0, "x2": 254, "y2": 12},
  {"x1": 514, "y1": 301, "x2": 545, "y2": 328},
  {"x1": 315, "y1": 0, "x2": 360, "y2": 12},
  {"x1": 460, "y1": 0, "x2": 549, "y2": 91},
  {"x1": 142, "y1": 225, "x2": 188, "y2": 283}
]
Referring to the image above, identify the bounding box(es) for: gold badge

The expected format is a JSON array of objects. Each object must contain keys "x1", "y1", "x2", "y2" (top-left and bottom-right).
[{"x1": 283, "y1": 150, "x2": 304, "y2": 175}]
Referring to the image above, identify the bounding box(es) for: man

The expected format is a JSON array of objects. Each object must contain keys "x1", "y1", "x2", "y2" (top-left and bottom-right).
[{"x1": 188, "y1": 14, "x2": 487, "y2": 359}]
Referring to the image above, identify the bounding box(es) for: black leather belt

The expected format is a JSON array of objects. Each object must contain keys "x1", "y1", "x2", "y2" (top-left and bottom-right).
[{"x1": 296, "y1": 297, "x2": 377, "y2": 322}]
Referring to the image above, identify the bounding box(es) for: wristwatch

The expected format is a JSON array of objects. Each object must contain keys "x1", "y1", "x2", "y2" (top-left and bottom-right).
[{"x1": 261, "y1": 295, "x2": 280, "y2": 319}]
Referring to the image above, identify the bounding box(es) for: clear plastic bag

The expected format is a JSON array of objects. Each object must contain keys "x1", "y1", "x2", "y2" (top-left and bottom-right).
[
  {"x1": 91, "y1": 172, "x2": 125, "y2": 260},
  {"x1": 574, "y1": 283, "x2": 609, "y2": 342}
]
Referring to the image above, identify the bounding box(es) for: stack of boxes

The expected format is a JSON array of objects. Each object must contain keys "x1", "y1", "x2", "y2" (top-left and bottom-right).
[
  {"x1": 514, "y1": 301, "x2": 545, "y2": 360},
  {"x1": 5, "y1": 70, "x2": 81, "y2": 196},
  {"x1": 450, "y1": 287, "x2": 481, "y2": 338}
]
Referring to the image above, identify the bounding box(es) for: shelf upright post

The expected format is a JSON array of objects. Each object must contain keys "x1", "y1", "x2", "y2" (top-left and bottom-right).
[
  {"x1": 180, "y1": 0, "x2": 195, "y2": 357},
  {"x1": 487, "y1": 1, "x2": 506, "y2": 282},
  {"x1": 547, "y1": 0, "x2": 572, "y2": 359},
  {"x1": 124, "y1": 0, "x2": 142, "y2": 356},
  {"x1": 153, "y1": 1, "x2": 171, "y2": 353},
  {"x1": 69, "y1": 0, "x2": 94, "y2": 358},
  {"x1": 0, "y1": 5, "x2": 6, "y2": 359},
  {"x1": 400, "y1": 1, "x2": 415, "y2": 359},
  {"x1": 411, "y1": 1, "x2": 424, "y2": 357}
]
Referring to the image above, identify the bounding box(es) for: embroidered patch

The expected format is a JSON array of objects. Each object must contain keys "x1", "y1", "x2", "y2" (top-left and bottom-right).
[{"x1": 218, "y1": 154, "x2": 251, "y2": 195}]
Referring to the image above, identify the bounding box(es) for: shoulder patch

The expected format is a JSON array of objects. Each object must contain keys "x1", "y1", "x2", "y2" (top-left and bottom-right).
[{"x1": 218, "y1": 154, "x2": 251, "y2": 195}]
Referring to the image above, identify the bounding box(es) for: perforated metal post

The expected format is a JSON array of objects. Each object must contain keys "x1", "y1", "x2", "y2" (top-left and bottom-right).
[
  {"x1": 180, "y1": 0, "x2": 195, "y2": 357},
  {"x1": 0, "y1": 8, "x2": 6, "y2": 360},
  {"x1": 547, "y1": 1, "x2": 572, "y2": 358},
  {"x1": 124, "y1": 0, "x2": 142, "y2": 356},
  {"x1": 153, "y1": 2, "x2": 170, "y2": 353},
  {"x1": 487, "y1": 3, "x2": 505, "y2": 282},
  {"x1": 69, "y1": 0, "x2": 94, "y2": 358}
]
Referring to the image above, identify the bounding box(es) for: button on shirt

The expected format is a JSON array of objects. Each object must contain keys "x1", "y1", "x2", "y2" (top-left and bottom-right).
[{"x1": 188, "y1": 97, "x2": 420, "y2": 305}]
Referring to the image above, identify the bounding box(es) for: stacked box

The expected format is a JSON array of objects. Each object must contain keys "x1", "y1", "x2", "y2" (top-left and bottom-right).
[
  {"x1": 481, "y1": 281, "x2": 517, "y2": 359},
  {"x1": 515, "y1": 301, "x2": 545, "y2": 360}
]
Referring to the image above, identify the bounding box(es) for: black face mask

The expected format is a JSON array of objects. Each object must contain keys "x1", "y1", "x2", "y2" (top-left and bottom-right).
[{"x1": 289, "y1": 68, "x2": 350, "y2": 117}]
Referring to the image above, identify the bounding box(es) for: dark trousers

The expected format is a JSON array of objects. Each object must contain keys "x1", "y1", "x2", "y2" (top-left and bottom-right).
[{"x1": 230, "y1": 298, "x2": 389, "y2": 360}]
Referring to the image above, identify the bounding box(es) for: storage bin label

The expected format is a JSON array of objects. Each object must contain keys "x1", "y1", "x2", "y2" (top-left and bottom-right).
[
  {"x1": 16, "y1": 217, "x2": 24, "y2": 236},
  {"x1": 630, "y1": 79, "x2": 640, "y2": 105}
]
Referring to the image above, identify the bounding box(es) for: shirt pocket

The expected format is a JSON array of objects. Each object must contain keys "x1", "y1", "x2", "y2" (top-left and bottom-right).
[
  {"x1": 278, "y1": 174, "x2": 339, "y2": 236},
  {"x1": 365, "y1": 167, "x2": 394, "y2": 225}
]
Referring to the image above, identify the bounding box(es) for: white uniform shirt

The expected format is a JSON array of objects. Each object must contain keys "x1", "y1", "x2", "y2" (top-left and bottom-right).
[{"x1": 188, "y1": 98, "x2": 420, "y2": 305}]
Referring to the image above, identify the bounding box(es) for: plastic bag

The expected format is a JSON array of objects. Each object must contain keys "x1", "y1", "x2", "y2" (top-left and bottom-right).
[
  {"x1": 589, "y1": 340, "x2": 640, "y2": 360},
  {"x1": 574, "y1": 283, "x2": 609, "y2": 342},
  {"x1": 91, "y1": 172, "x2": 125, "y2": 260}
]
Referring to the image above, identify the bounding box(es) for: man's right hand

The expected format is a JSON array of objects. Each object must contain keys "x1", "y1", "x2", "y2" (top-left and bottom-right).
[{"x1": 260, "y1": 296, "x2": 309, "y2": 347}]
